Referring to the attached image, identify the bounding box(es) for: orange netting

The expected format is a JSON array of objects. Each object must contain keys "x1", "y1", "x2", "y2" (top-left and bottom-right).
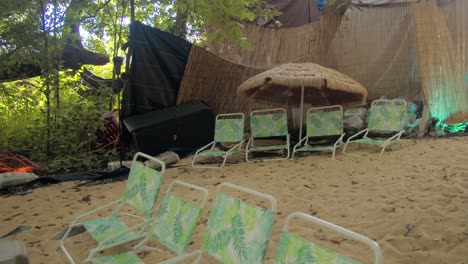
[{"x1": 0, "y1": 148, "x2": 38, "y2": 173}]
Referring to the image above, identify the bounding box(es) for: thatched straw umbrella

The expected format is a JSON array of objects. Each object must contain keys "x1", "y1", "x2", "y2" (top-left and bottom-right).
[{"x1": 237, "y1": 63, "x2": 368, "y2": 139}]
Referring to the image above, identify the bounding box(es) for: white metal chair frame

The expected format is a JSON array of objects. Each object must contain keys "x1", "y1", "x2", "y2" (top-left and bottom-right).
[
  {"x1": 292, "y1": 105, "x2": 345, "y2": 160},
  {"x1": 283, "y1": 212, "x2": 383, "y2": 264},
  {"x1": 161, "y1": 182, "x2": 277, "y2": 264},
  {"x1": 343, "y1": 99, "x2": 407, "y2": 156},
  {"x1": 60, "y1": 152, "x2": 166, "y2": 264},
  {"x1": 192, "y1": 113, "x2": 245, "y2": 169},
  {"x1": 85, "y1": 180, "x2": 209, "y2": 263},
  {"x1": 246, "y1": 108, "x2": 290, "y2": 162}
]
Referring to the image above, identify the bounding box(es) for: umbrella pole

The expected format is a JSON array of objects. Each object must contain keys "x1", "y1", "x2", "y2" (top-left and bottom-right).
[{"x1": 299, "y1": 84, "x2": 305, "y2": 140}]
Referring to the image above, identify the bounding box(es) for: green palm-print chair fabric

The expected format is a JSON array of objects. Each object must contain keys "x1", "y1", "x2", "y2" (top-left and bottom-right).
[
  {"x1": 274, "y1": 232, "x2": 360, "y2": 264},
  {"x1": 367, "y1": 103, "x2": 406, "y2": 132},
  {"x1": 214, "y1": 118, "x2": 245, "y2": 143},
  {"x1": 123, "y1": 161, "x2": 164, "y2": 217},
  {"x1": 83, "y1": 216, "x2": 137, "y2": 245},
  {"x1": 92, "y1": 252, "x2": 143, "y2": 264},
  {"x1": 201, "y1": 192, "x2": 275, "y2": 264},
  {"x1": 198, "y1": 150, "x2": 232, "y2": 157},
  {"x1": 249, "y1": 144, "x2": 289, "y2": 151},
  {"x1": 150, "y1": 193, "x2": 202, "y2": 254},
  {"x1": 307, "y1": 110, "x2": 343, "y2": 138},
  {"x1": 251, "y1": 112, "x2": 288, "y2": 138},
  {"x1": 83, "y1": 161, "x2": 163, "y2": 246}
]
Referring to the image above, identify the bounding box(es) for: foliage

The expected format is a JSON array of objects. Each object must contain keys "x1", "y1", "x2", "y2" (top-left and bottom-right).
[
  {"x1": 0, "y1": 72, "x2": 120, "y2": 174},
  {"x1": 134, "y1": 0, "x2": 280, "y2": 47},
  {"x1": 0, "y1": 0, "x2": 127, "y2": 173},
  {"x1": 323, "y1": 0, "x2": 355, "y2": 15},
  {"x1": 0, "y1": 0, "x2": 280, "y2": 173}
]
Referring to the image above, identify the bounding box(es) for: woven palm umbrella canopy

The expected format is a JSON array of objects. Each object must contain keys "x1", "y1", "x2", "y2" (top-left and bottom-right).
[
  {"x1": 237, "y1": 63, "x2": 368, "y2": 138},
  {"x1": 238, "y1": 63, "x2": 367, "y2": 107}
]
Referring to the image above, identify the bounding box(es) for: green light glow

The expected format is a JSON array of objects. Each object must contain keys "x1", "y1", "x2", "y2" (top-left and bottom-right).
[
  {"x1": 438, "y1": 122, "x2": 468, "y2": 133},
  {"x1": 424, "y1": 65, "x2": 468, "y2": 124}
]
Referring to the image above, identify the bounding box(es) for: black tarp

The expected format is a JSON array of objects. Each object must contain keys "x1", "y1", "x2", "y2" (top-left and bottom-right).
[
  {"x1": 0, "y1": 167, "x2": 130, "y2": 195},
  {"x1": 122, "y1": 22, "x2": 192, "y2": 119}
]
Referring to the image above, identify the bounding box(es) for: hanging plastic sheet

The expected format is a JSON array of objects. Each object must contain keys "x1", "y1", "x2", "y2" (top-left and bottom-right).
[{"x1": 122, "y1": 22, "x2": 192, "y2": 119}]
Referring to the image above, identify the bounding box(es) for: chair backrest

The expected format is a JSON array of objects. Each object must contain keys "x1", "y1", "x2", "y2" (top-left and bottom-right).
[
  {"x1": 274, "y1": 212, "x2": 383, "y2": 264},
  {"x1": 306, "y1": 105, "x2": 343, "y2": 138},
  {"x1": 150, "y1": 181, "x2": 208, "y2": 254},
  {"x1": 214, "y1": 113, "x2": 245, "y2": 143},
  {"x1": 250, "y1": 108, "x2": 288, "y2": 138},
  {"x1": 368, "y1": 100, "x2": 406, "y2": 133},
  {"x1": 123, "y1": 152, "x2": 165, "y2": 217},
  {"x1": 201, "y1": 183, "x2": 277, "y2": 264},
  {"x1": 275, "y1": 232, "x2": 360, "y2": 264}
]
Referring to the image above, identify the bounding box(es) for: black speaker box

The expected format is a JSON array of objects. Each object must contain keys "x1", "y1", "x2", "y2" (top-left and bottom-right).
[{"x1": 123, "y1": 101, "x2": 215, "y2": 156}]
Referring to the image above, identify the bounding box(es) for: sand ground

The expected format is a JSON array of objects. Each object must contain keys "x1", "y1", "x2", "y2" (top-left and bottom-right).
[{"x1": 1, "y1": 137, "x2": 467, "y2": 263}]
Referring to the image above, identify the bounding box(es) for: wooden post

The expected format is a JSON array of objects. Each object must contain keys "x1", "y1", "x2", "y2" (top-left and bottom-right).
[{"x1": 418, "y1": 102, "x2": 429, "y2": 137}]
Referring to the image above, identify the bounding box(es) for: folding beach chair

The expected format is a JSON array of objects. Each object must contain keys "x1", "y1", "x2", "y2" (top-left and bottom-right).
[
  {"x1": 163, "y1": 182, "x2": 277, "y2": 264},
  {"x1": 246, "y1": 108, "x2": 290, "y2": 161},
  {"x1": 60, "y1": 152, "x2": 165, "y2": 264},
  {"x1": 192, "y1": 113, "x2": 245, "y2": 168},
  {"x1": 293, "y1": 105, "x2": 345, "y2": 159},
  {"x1": 343, "y1": 99, "x2": 407, "y2": 156},
  {"x1": 87, "y1": 180, "x2": 209, "y2": 264},
  {"x1": 274, "y1": 212, "x2": 383, "y2": 264}
]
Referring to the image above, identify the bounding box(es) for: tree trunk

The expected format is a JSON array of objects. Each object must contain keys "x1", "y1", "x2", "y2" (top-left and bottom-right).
[
  {"x1": 173, "y1": 0, "x2": 188, "y2": 39},
  {"x1": 0, "y1": 0, "x2": 110, "y2": 83}
]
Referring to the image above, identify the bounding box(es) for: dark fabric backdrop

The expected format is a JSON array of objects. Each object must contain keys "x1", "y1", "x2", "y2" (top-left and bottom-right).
[{"x1": 122, "y1": 22, "x2": 192, "y2": 119}]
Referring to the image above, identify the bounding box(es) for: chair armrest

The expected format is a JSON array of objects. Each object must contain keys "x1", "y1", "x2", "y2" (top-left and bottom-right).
[
  {"x1": 385, "y1": 130, "x2": 404, "y2": 143},
  {"x1": 245, "y1": 137, "x2": 253, "y2": 151},
  {"x1": 71, "y1": 199, "x2": 123, "y2": 225},
  {"x1": 86, "y1": 220, "x2": 151, "y2": 261},
  {"x1": 195, "y1": 141, "x2": 215, "y2": 155},
  {"x1": 118, "y1": 212, "x2": 147, "y2": 222},
  {"x1": 293, "y1": 136, "x2": 308, "y2": 153},
  {"x1": 334, "y1": 133, "x2": 346, "y2": 148},
  {"x1": 346, "y1": 129, "x2": 369, "y2": 144},
  {"x1": 96, "y1": 219, "x2": 151, "y2": 249},
  {"x1": 226, "y1": 140, "x2": 245, "y2": 155},
  {"x1": 297, "y1": 136, "x2": 308, "y2": 146}
]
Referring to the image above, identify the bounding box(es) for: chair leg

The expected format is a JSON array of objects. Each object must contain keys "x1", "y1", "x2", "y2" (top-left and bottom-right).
[
  {"x1": 342, "y1": 141, "x2": 349, "y2": 155},
  {"x1": 343, "y1": 141, "x2": 364, "y2": 157},
  {"x1": 379, "y1": 144, "x2": 388, "y2": 156},
  {"x1": 246, "y1": 149, "x2": 290, "y2": 162},
  {"x1": 192, "y1": 155, "x2": 229, "y2": 169},
  {"x1": 60, "y1": 224, "x2": 80, "y2": 264}
]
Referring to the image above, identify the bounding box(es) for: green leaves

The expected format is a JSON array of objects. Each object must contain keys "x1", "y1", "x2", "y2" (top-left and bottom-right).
[
  {"x1": 202, "y1": 192, "x2": 275, "y2": 263},
  {"x1": 0, "y1": 0, "x2": 280, "y2": 173},
  {"x1": 368, "y1": 103, "x2": 406, "y2": 132},
  {"x1": 251, "y1": 112, "x2": 288, "y2": 138},
  {"x1": 214, "y1": 117, "x2": 244, "y2": 143},
  {"x1": 124, "y1": 161, "x2": 163, "y2": 217},
  {"x1": 306, "y1": 110, "x2": 343, "y2": 137},
  {"x1": 231, "y1": 215, "x2": 248, "y2": 261},
  {"x1": 274, "y1": 231, "x2": 360, "y2": 264},
  {"x1": 151, "y1": 194, "x2": 202, "y2": 254}
]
